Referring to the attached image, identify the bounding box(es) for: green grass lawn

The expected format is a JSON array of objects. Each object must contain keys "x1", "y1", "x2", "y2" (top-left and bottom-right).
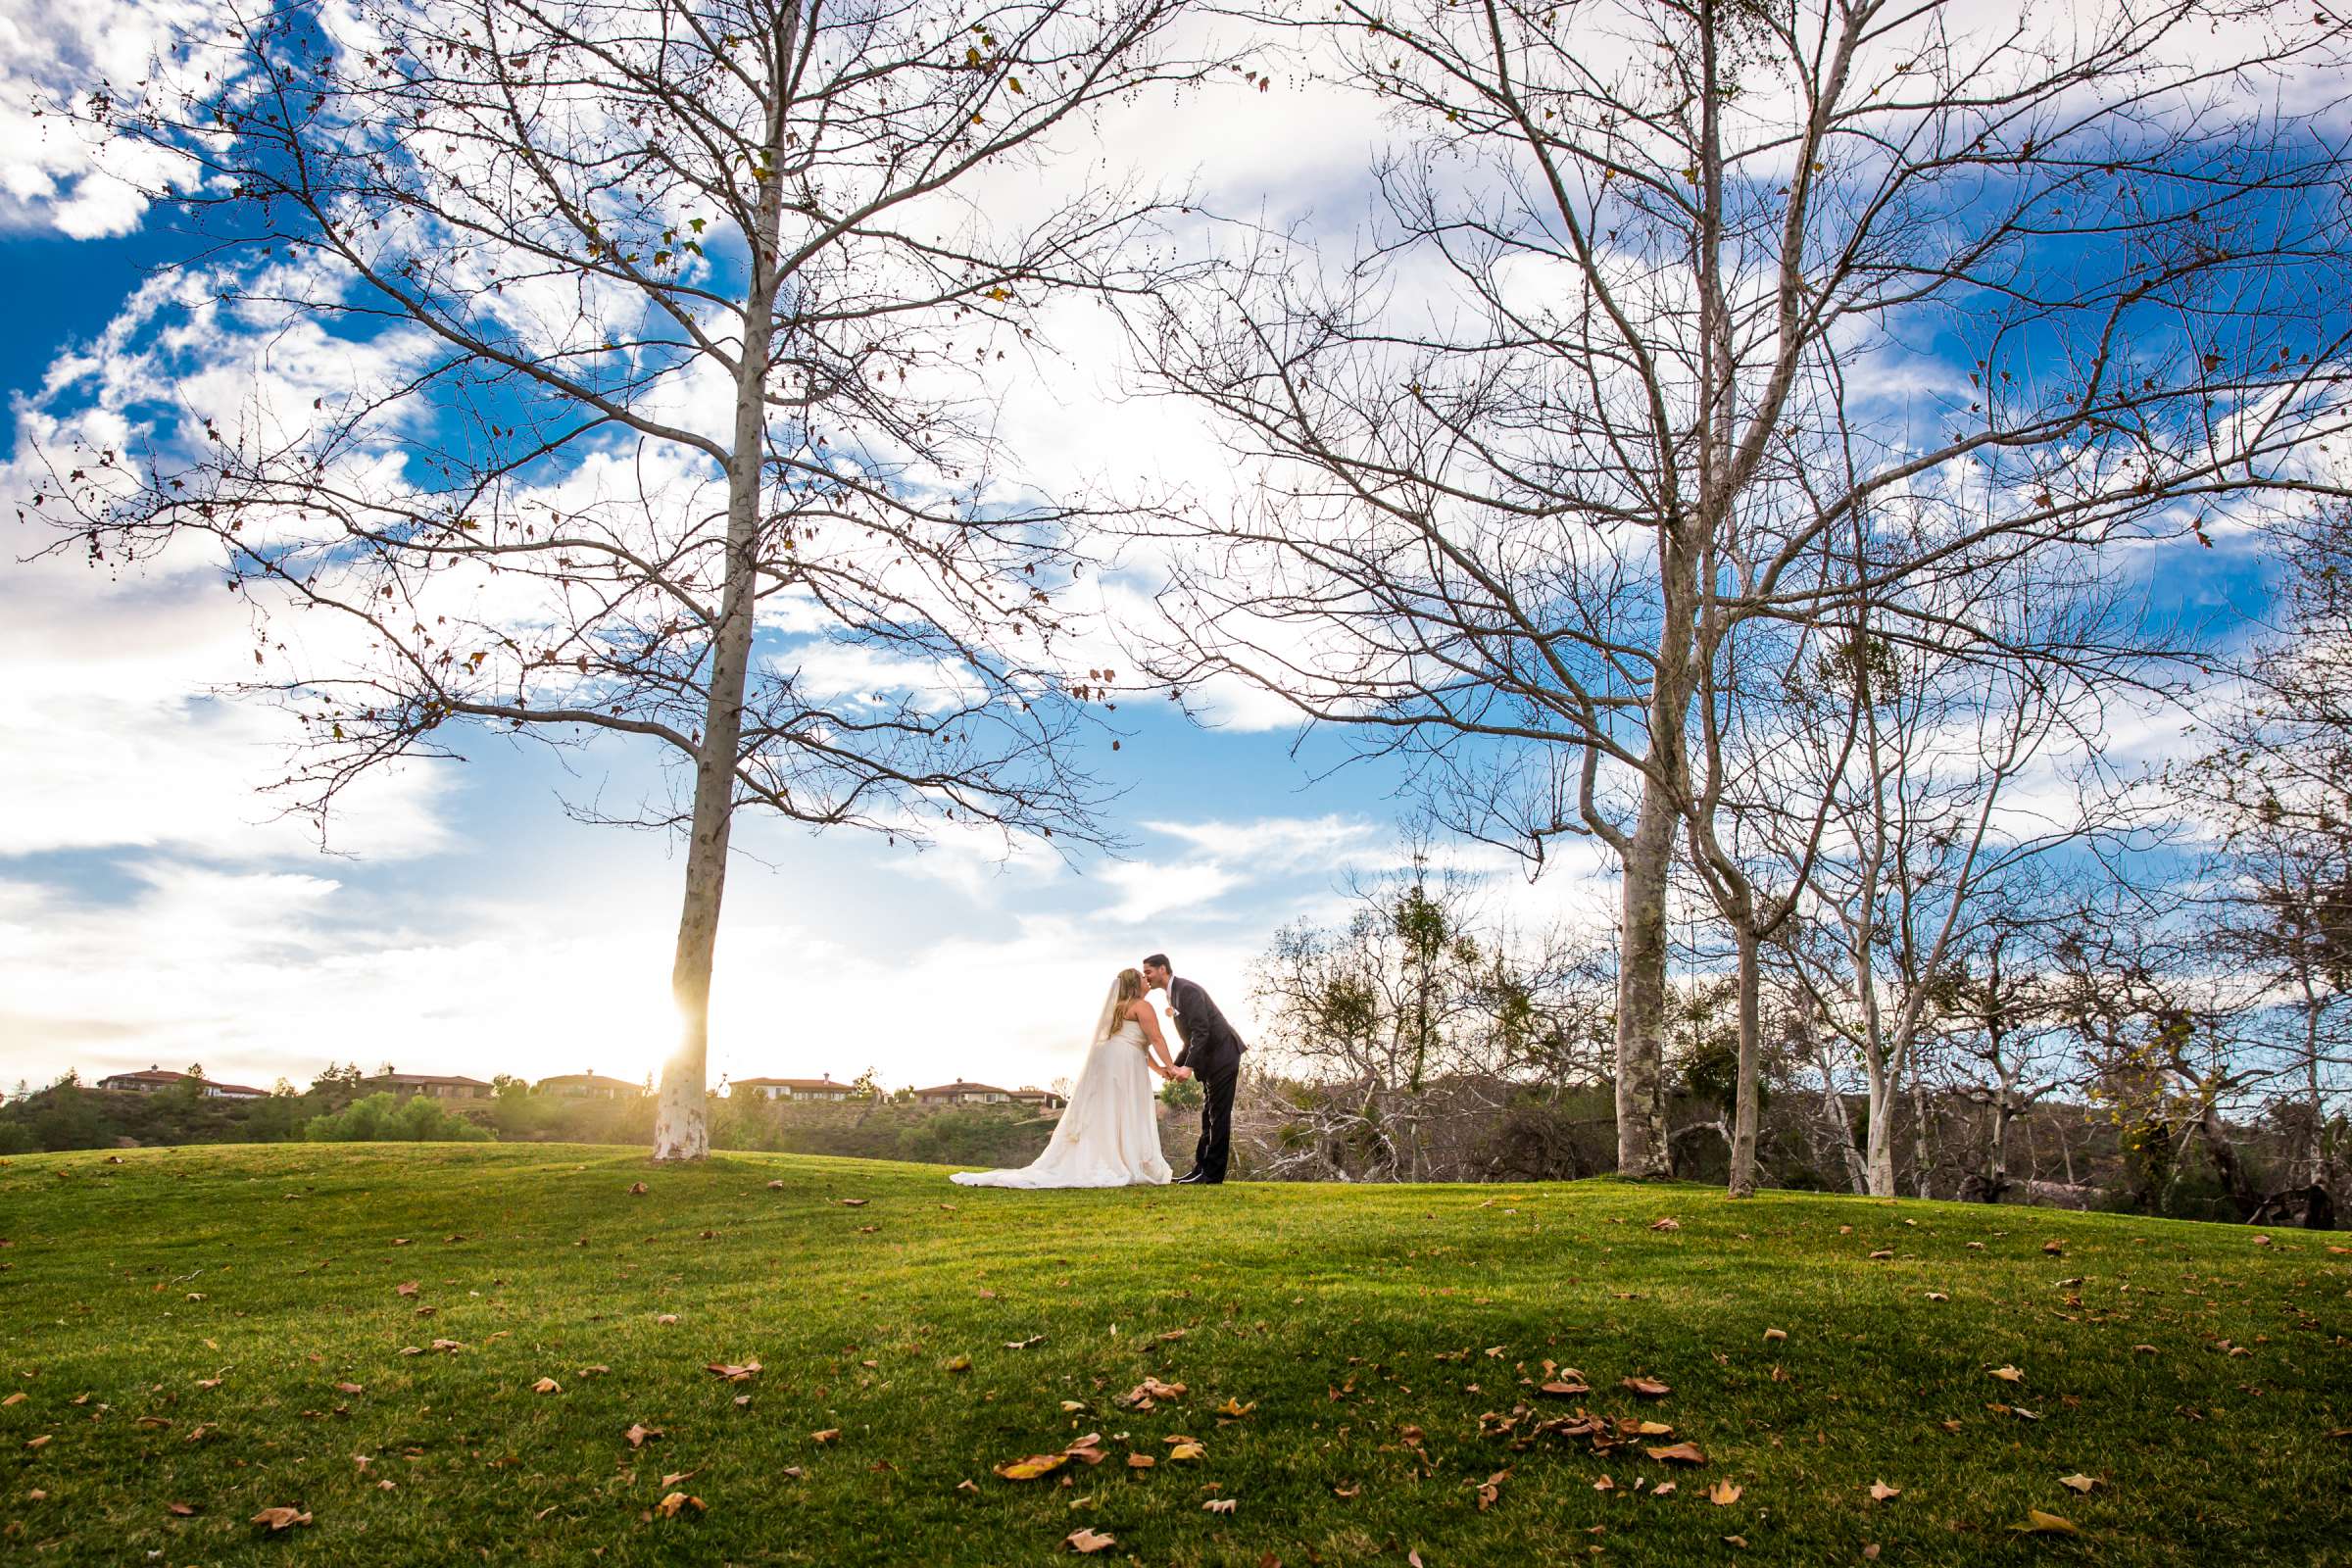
[{"x1": 1, "y1": 1145, "x2": 2346, "y2": 1566}]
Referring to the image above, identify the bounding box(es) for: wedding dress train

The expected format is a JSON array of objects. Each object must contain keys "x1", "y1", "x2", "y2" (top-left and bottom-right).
[{"x1": 951, "y1": 1017, "x2": 1171, "y2": 1189}]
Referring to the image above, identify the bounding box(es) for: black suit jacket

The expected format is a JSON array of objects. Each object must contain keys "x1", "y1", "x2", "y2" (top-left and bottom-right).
[{"x1": 1167, "y1": 975, "x2": 1245, "y2": 1077}]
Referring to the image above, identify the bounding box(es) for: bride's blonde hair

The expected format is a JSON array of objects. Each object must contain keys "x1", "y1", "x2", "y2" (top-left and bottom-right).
[{"x1": 1112, "y1": 967, "x2": 1145, "y2": 1010}]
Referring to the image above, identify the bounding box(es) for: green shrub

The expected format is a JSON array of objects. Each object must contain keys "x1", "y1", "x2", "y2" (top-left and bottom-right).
[{"x1": 304, "y1": 1092, "x2": 494, "y2": 1143}]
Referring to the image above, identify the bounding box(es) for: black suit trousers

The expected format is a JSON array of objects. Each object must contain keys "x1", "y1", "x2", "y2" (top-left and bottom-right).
[{"x1": 1191, "y1": 1059, "x2": 1240, "y2": 1182}]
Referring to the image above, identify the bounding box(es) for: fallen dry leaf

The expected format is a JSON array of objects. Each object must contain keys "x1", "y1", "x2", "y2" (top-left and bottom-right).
[
  {"x1": 1763, "y1": 1328, "x2": 1787, "y2": 1343},
  {"x1": 628, "y1": 1182, "x2": 648, "y2": 1196},
  {"x1": 996, "y1": 1453, "x2": 1068, "y2": 1482},
  {"x1": 767, "y1": 1179, "x2": 786, "y2": 1190},
  {"x1": 653, "y1": 1491, "x2": 703, "y2": 1518},
  {"x1": 1924, "y1": 1292, "x2": 1950, "y2": 1302},
  {"x1": 1217, "y1": 1397, "x2": 1256, "y2": 1418},
  {"x1": 1648, "y1": 1217, "x2": 1682, "y2": 1232},
  {"x1": 840, "y1": 1198, "x2": 869, "y2": 1207},
  {"x1": 0, "y1": 1393, "x2": 21, "y2": 1407},
  {"x1": 705, "y1": 1361, "x2": 761, "y2": 1383},
  {"x1": 532, "y1": 1377, "x2": 561, "y2": 1395},
  {"x1": 250, "y1": 1506, "x2": 313, "y2": 1531},
  {"x1": 1869, "y1": 1250, "x2": 1895, "y2": 1260},
  {"x1": 1869, "y1": 1480, "x2": 1901, "y2": 1501},
  {"x1": 2014, "y1": 1509, "x2": 2079, "y2": 1535},
  {"x1": 1708, "y1": 1480, "x2": 1743, "y2": 1506},
  {"x1": 1127, "y1": 1452, "x2": 1155, "y2": 1469},
  {"x1": 1204, "y1": 1496, "x2": 1238, "y2": 1514},
  {"x1": 167, "y1": 1501, "x2": 198, "y2": 1516},
  {"x1": 393, "y1": 1281, "x2": 419, "y2": 1298},
  {"x1": 1990, "y1": 1365, "x2": 2025, "y2": 1383},
  {"x1": 946, "y1": 1355, "x2": 972, "y2": 1373},
  {"x1": 1066, "y1": 1527, "x2": 1117, "y2": 1553},
  {"x1": 1645, "y1": 1442, "x2": 1707, "y2": 1465},
  {"x1": 2060, "y1": 1473, "x2": 2099, "y2": 1494},
  {"x1": 811, "y1": 1429, "x2": 840, "y2": 1444},
  {"x1": 1474, "y1": 1467, "x2": 1509, "y2": 1511},
  {"x1": 1117, "y1": 1376, "x2": 1187, "y2": 1409},
  {"x1": 1166, "y1": 1439, "x2": 1206, "y2": 1462},
  {"x1": 1621, "y1": 1376, "x2": 1671, "y2": 1398},
  {"x1": 662, "y1": 1469, "x2": 699, "y2": 1487},
  {"x1": 1652, "y1": 1481, "x2": 1678, "y2": 1497},
  {"x1": 623, "y1": 1423, "x2": 663, "y2": 1448},
  {"x1": 2041, "y1": 1240, "x2": 2065, "y2": 1255}
]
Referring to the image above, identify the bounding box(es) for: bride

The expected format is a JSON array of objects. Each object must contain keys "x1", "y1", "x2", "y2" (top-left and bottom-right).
[{"x1": 951, "y1": 967, "x2": 1177, "y2": 1189}]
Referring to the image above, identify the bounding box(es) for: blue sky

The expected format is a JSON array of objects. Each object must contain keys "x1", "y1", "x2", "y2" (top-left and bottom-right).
[{"x1": 0, "y1": 0, "x2": 2302, "y2": 1103}]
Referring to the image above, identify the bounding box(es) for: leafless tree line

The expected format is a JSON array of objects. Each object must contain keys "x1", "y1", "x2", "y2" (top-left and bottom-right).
[
  {"x1": 21, "y1": 0, "x2": 2352, "y2": 1194},
  {"x1": 1127, "y1": 0, "x2": 2352, "y2": 1206}
]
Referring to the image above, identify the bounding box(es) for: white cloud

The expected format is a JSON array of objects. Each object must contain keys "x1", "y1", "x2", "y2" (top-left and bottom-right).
[
  {"x1": 0, "y1": 548, "x2": 452, "y2": 861},
  {"x1": 0, "y1": 0, "x2": 234, "y2": 237},
  {"x1": 1099, "y1": 858, "x2": 1238, "y2": 923}
]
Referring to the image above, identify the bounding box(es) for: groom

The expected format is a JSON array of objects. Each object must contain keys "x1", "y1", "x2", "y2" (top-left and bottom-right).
[{"x1": 1143, "y1": 953, "x2": 1245, "y2": 1185}]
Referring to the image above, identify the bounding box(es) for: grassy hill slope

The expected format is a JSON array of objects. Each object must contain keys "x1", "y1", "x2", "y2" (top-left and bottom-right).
[{"x1": 1, "y1": 1145, "x2": 2345, "y2": 1566}]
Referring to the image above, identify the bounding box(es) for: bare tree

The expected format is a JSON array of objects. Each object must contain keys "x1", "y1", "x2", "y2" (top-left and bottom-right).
[
  {"x1": 1246, "y1": 855, "x2": 1607, "y2": 1179},
  {"x1": 1768, "y1": 555, "x2": 2160, "y2": 1199},
  {"x1": 2185, "y1": 501, "x2": 2352, "y2": 1208},
  {"x1": 1248, "y1": 859, "x2": 1495, "y2": 1179},
  {"x1": 1941, "y1": 916, "x2": 2082, "y2": 1205},
  {"x1": 31, "y1": 0, "x2": 1226, "y2": 1158},
  {"x1": 2055, "y1": 918, "x2": 2265, "y2": 1217},
  {"x1": 1130, "y1": 0, "x2": 2352, "y2": 1179}
]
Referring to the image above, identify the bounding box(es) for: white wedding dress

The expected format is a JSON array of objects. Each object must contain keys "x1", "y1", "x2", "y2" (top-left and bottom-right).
[{"x1": 951, "y1": 1011, "x2": 1171, "y2": 1189}]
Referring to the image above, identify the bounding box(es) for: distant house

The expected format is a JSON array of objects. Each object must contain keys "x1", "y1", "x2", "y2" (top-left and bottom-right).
[
  {"x1": 732, "y1": 1074, "x2": 858, "y2": 1102},
  {"x1": 96, "y1": 1066, "x2": 269, "y2": 1101},
  {"x1": 535, "y1": 1072, "x2": 646, "y2": 1100},
  {"x1": 913, "y1": 1080, "x2": 1015, "y2": 1106},
  {"x1": 366, "y1": 1071, "x2": 493, "y2": 1101},
  {"x1": 1009, "y1": 1086, "x2": 1069, "y2": 1111}
]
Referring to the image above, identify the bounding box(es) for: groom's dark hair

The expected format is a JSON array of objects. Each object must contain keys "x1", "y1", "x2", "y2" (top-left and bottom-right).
[{"x1": 1143, "y1": 953, "x2": 1170, "y2": 971}]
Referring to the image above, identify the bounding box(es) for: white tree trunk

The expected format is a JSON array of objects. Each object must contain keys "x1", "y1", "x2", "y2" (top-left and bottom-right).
[
  {"x1": 1727, "y1": 921, "x2": 1762, "y2": 1198},
  {"x1": 1865, "y1": 1067, "x2": 1896, "y2": 1198},
  {"x1": 653, "y1": 21, "x2": 795, "y2": 1162},
  {"x1": 1615, "y1": 784, "x2": 1677, "y2": 1179}
]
